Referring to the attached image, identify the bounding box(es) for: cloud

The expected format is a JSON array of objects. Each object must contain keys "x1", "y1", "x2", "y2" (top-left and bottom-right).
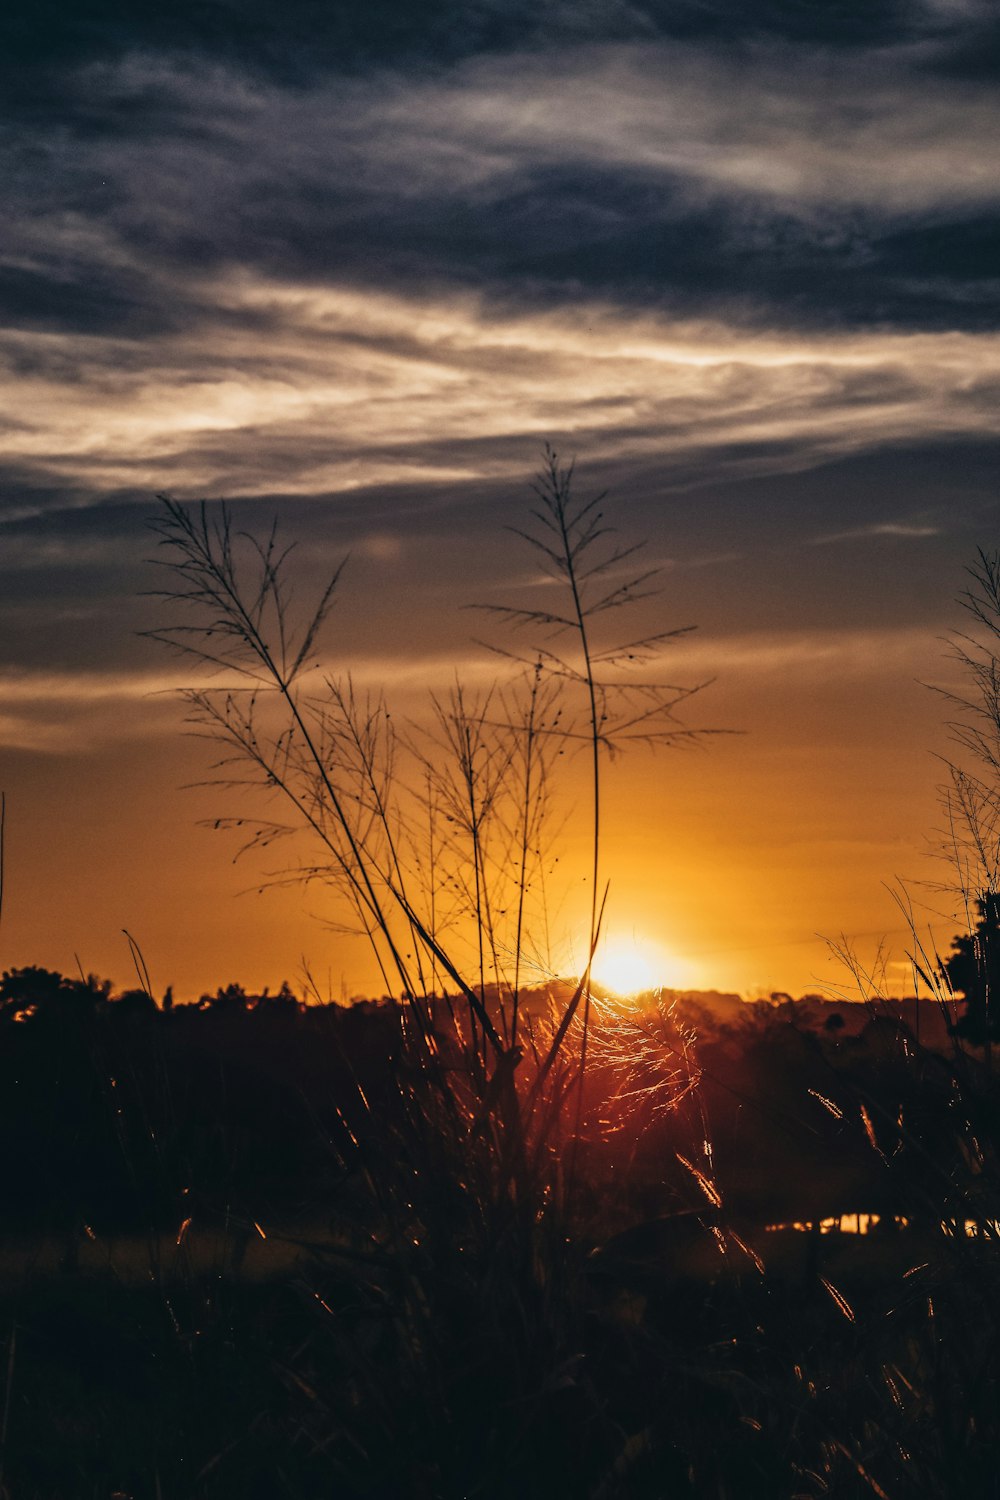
[
  {"x1": 346, "y1": 42, "x2": 1000, "y2": 215},
  {"x1": 0, "y1": 13, "x2": 995, "y2": 705},
  {"x1": 2, "y1": 270, "x2": 998, "y2": 524},
  {"x1": 0, "y1": 668, "x2": 188, "y2": 752},
  {"x1": 3, "y1": 34, "x2": 999, "y2": 352},
  {"x1": 0, "y1": 648, "x2": 516, "y2": 753},
  {"x1": 666, "y1": 625, "x2": 938, "y2": 680},
  {"x1": 4, "y1": 0, "x2": 994, "y2": 96},
  {"x1": 357, "y1": 531, "x2": 404, "y2": 563},
  {"x1": 0, "y1": 669, "x2": 193, "y2": 703},
  {"x1": 812, "y1": 521, "x2": 943, "y2": 545},
  {"x1": 0, "y1": 621, "x2": 932, "y2": 757}
]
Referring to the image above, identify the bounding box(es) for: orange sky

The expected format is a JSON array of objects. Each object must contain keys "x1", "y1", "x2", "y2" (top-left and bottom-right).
[{"x1": 0, "y1": 515, "x2": 973, "y2": 1003}]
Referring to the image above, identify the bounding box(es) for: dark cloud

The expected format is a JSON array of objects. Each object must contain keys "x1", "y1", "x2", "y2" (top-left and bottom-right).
[
  {"x1": 500, "y1": 182, "x2": 1000, "y2": 331},
  {"x1": 0, "y1": 261, "x2": 181, "y2": 338},
  {"x1": 0, "y1": 4, "x2": 997, "y2": 671},
  {"x1": 0, "y1": 0, "x2": 923, "y2": 93},
  {"x1": 2, "y1": 31, "x2": 996, "y2": 349}
]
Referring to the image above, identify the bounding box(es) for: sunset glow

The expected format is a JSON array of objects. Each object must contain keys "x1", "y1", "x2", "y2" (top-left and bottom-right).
[{"x1": 591, "y1": 936, "x2": 675, "y2": 997}]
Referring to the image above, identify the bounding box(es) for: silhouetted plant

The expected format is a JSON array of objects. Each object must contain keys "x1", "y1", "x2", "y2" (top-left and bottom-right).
[
  {"x1": 147, "y1": 455, "x2": 709, "y2": 1137},
  {"x1": 144, "y1": 454, "x2": 720, "y2": 1495},
  {"x1": 945, "y1": 892, "x2": 1000, "y2": 1044},
  {"x1": 473, "y1": 447, "x2": 710, "y2": 1115},
  {"x1": 926, "y1": 548, "x2": 1000, "y2": 1049}
]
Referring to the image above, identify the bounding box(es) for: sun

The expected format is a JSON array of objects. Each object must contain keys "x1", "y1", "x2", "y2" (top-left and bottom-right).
[{"x1": 591, "y1": 934, "x2": 672, "y2": 996}]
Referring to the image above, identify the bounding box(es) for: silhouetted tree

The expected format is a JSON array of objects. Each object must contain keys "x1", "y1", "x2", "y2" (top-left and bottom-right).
[
  {"x1": 946, "y1": 893, "x2": 1000, "y2": 1044},
  {"x1": 0, "y1": 965, "x2": 65, "y2": 1020},
  {"x1": 197, "y1": 982, "x2": 250, "y2": 1011},
  {"x1": 0, "y1": 966, "x2": 110, "y2": 1024},
  {"x1": 113, "y1": 987, "x2": 158, "y2": 1019},
  {"x1": 254, "y1": 980, "x2": 300, "y2": 1012}
]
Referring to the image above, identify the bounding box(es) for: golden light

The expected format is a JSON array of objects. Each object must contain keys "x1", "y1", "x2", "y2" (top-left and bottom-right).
[{"x1": 591, "y1": 934, "x2": 674, "y2": 996}]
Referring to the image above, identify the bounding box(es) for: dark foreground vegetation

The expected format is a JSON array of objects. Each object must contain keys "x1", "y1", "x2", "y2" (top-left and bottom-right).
[{"x1": 1, "y1": 969, "x2": 999, "y2": 1500}]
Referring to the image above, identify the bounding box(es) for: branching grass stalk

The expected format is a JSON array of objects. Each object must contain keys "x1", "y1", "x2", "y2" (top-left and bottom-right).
[
  {"x1": 149, "y1": 500, "x2": 506, "y2": 1061},
  {"x1": 474, "y1": 445, "x2": 713, "y2": 1139},
  {"x1": 149, "y1": 457, "x2": 713, "y2": 1249},
  {"x1": 148, "y1": 504, "x2": 396, "y2": 973},
  {"x1": 535, "y1": 452, "x2": 603, "y2": 1129},
  {"x1": 511, "y1": 661, "x2": 546, "y2": 1051},
  {"x1": 324, "y1": 678, "x2": 435, "y2": 1016}
]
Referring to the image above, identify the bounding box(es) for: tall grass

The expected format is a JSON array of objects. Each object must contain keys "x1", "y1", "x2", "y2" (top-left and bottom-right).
[
  {"x1": 143, "y1": 454, "x2": 717, "y2": 1490},
  {"x1": 148, "y1": 450, "x2": 707, "y2": 1170}
]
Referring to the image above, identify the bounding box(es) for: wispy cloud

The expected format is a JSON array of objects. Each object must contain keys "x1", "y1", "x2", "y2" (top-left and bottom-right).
[
  {"x1": 0, "y1": 651, "x2": 512, "y2": 752},
  {"x1": 668, "y1": 625, "x2": 937, "y2": 679},
  {"x1": 1, "y1": 25, "x2": 996, "y2": 540},
  {"x1": 62, "y1": 40, "x2": 1000, "y2": 223},
  {"x1": 360, "y1": 41, "x2": 1000, "y2": 214},
  {"x1": 2, "y1": 273, "x2": 998, "y2": 516},
  {"x1": 812, "y1": 520, "x2": 943, "y2": 544},
  {"x1": 4, "y1": 33, "x2": 999, "y2": 354}
]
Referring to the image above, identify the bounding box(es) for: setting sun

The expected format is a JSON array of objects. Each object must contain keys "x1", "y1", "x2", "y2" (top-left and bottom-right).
[{"x1": 591, "y1": 934, "x2": 674, "y2": 996}]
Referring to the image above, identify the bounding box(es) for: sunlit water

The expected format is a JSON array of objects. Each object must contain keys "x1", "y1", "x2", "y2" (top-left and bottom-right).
[{"x1": 766, "y1": 1213, "x2": 1000, "y2": 1238}]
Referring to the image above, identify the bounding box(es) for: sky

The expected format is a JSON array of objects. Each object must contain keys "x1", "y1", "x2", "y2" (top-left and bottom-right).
[{"x1": 1, "y1": 0, "x2": 999, "y2": 1001}]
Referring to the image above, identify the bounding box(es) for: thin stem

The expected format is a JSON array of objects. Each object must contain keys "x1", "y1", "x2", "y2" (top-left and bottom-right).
[{"x1": 511, "y1": 663, "x2": 542, "y2": 1051}]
